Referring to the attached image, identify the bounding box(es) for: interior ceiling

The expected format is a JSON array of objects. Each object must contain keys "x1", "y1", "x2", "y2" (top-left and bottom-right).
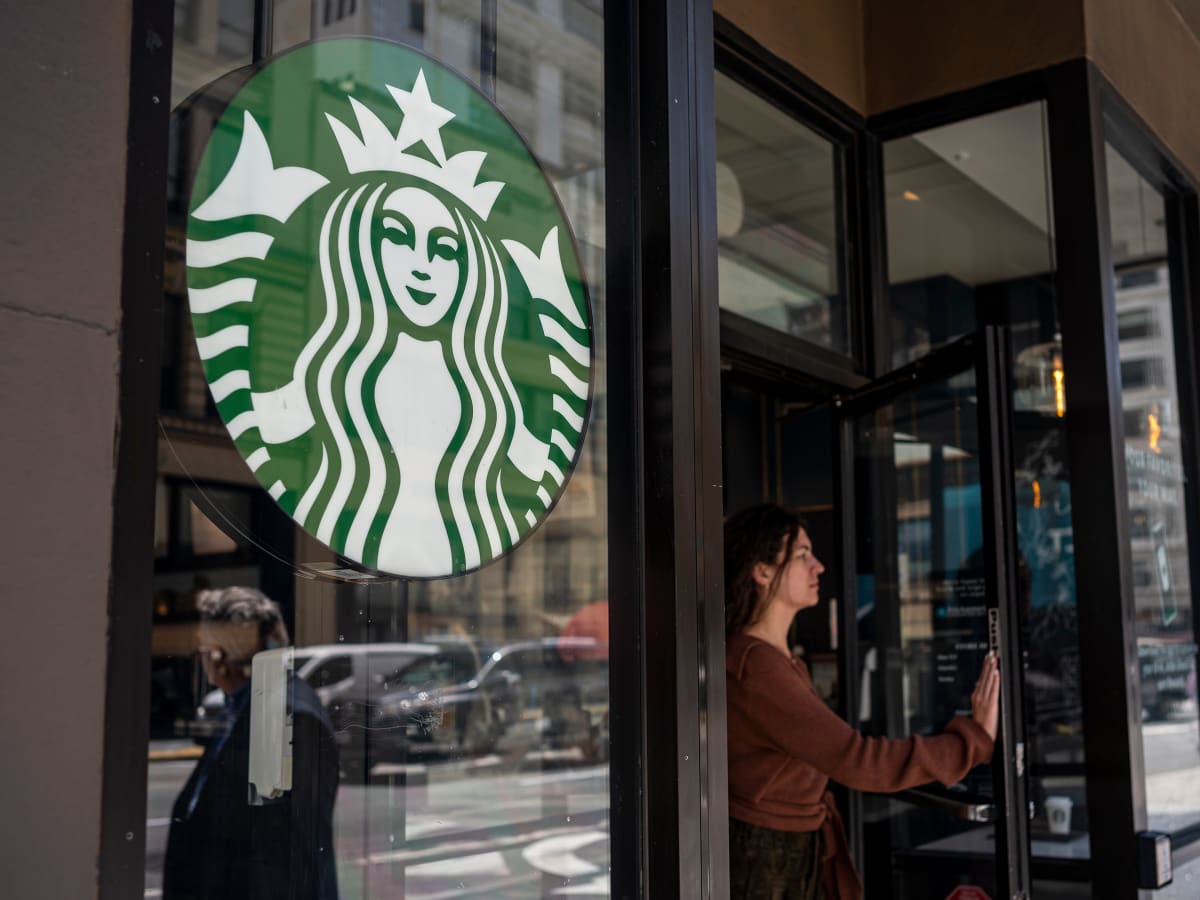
[
  {"x1": 886, "y1": 112, "x2": 1164, "y2": 284},
  {"x1": 716, "y1": 77, "x2": 1165, "y2": 292},
  {"x1": 714, "y1": 73, "x2": 836, "y2": 242},
  {"x1": 884, "y1": 105, "x2": 1053, "y2": 286},
  {"x1": 714, "y1": 72, "x2": 838, "y2": 298}
]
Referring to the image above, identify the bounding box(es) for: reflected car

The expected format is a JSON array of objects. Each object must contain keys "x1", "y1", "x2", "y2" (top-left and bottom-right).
[
  {"x1": 328, "y1": 638, "x2": 486, "y2": 776},
  {"x1": 341, "y1": 637, "x2": 609, "y2": 775},
  {"x1": 187, "y1": 642, "x2": 441, "y2": 740}
]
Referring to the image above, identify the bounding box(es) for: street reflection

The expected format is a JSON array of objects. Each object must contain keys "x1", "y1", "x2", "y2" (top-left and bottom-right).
[
  {"x1": 148, "y1": 761, "x2": 610, "y2": 898},
  {"x1": 147, "y1": 627, "x2": 611, "y2": 898}
]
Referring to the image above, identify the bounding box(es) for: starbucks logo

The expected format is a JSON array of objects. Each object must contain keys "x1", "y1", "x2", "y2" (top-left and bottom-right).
[{"x1": 185, "y1": 39, "x2": 593, "y2": 578}]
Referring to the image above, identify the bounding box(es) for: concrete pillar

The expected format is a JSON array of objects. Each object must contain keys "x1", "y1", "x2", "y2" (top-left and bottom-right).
[{"x1": 0, "y1": 2, "x2": 133, "y2": 898}]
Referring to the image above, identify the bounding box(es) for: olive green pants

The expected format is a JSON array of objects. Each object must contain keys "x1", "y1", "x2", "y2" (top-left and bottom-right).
[{"x1": 728, "y1": 818, "x2": 824, "y2": 900}]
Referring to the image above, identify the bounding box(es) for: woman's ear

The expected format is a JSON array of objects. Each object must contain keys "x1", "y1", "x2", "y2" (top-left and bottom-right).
[{"x1": 752, "y1": 560, "x2": 775, "y2": 588}]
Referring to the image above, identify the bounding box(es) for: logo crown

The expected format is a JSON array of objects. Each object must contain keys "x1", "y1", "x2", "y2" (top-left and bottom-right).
[{"x1": 325, "y1": 70, "x2": 504, "y2": 219}]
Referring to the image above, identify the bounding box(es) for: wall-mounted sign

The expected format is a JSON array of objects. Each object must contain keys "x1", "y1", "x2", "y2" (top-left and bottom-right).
[{"x1": 185, "y1": 39, "x2": 593, "y2": 578}]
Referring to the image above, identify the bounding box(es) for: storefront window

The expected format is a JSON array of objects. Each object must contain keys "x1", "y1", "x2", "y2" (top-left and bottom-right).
[
  {"x1": 881, "y1": 104, "x2": 1090, "y2": 883},
  {"x1": 147, "y1": 3, "x2": 608, "y2": 898},
  {"x1": 884, "y1": 103, "x2": 1056, "y2": 370},
  {"x1": 714, "y1": 72, "x2": 847, "y2": 354},
  {"x1": 1106, "y1": 144, "x2": 1200, "y2": 835}
]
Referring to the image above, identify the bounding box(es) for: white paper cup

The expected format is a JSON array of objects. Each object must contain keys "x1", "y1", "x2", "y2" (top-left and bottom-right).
[{"x1": 1045, "y1": 796, "x2": 1073, "y2": 835}]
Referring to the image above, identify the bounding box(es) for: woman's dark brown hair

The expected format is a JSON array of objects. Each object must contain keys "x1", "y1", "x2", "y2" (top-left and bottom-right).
[{"x1": 724, "y1": 504, "x2": 805, "y2": 637}]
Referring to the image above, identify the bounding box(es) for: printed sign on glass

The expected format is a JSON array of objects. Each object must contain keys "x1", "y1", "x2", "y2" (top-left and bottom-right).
[{"x1": 185, "y1": 39, "x2": 593, "y2": 578}]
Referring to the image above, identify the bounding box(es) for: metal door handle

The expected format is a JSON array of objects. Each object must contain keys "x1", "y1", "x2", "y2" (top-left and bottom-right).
[{"x1": 891, "y1": 786, "x2": 996, "y2": 822}]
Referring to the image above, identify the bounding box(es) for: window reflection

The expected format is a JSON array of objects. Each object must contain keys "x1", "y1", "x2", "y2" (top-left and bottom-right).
[
  {"x1": 714, "y1": 72, "x2": 846, "y2": 353},
  {"x1": 149, "y1": 2, "x2": 609, "y2": 898},
  {"x1": 171, "y1": 0, "x2": 256, "y2": 106},
  {"x1": 884, "y1": 103, "x2": 1055, "y2": 369},
  {"x1": 1107, "y1": 145, "x2": 1200, "y2": 834},
  {"x1": 1107, "y1": 147, "x2": 1200, "y2": 831},
  {"x1": 883, "y1": 103, "x2": 1092, "y2": 863}
]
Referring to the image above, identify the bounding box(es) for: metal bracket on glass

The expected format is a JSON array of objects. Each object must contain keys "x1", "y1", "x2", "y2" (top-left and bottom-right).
[{"x1": 890, "y1": 785, "x2": 996, "y2": 822}]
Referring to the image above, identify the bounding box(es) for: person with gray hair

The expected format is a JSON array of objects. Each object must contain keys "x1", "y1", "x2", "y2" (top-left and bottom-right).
[{"x1": 164, "y1": 587, "x2": 339, "y2": 900}]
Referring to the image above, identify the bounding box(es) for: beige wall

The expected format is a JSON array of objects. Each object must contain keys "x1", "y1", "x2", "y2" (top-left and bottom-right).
[
  {"x1": 1086, "y1": 0, "x2": 1200, "y2": 183},
  {"x1": 722, "y1": 0, "x2": 1200, "y2": 181},
  {"x1": 0, "y1": 3, "x2": 130, "y2": 898},
  {"x1": 715, "y1": 0, "x2": 866, "y2": 111},
  {"x1": 861, "y1": 0, "x2": 1085, "y2": 113}
]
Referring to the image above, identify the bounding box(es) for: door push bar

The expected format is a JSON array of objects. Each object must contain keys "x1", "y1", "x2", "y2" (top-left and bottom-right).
[
  {"x1": 892, "y1": 786, "x2": 995, "y2": 822},
  {"x1": 889, "y1": 786, "x2": 1044, "y2": 824}
]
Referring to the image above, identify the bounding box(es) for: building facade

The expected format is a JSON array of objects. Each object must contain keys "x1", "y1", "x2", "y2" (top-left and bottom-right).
[{"x1": 5, "y1": 1, "x2": 1200, "y2": 897}]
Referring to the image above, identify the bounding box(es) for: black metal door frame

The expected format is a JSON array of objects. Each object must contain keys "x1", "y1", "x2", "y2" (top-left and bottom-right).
[
  {"x1": 833, "y1": 329, "x2": 1032, "y2": 898},
  {"x1": 864, "y1": 59, "x2": 1200, "y2": 894},
  {"x1": 1066, "y1": 63, "x2": 1200, "y2": 892},
  {"x1": 606, "y1": 0, "x2": 727, "y2": 897},
  {"x1": 103, "y1": 2, "x2": 730, "y2": 899},
  {"x1": 708, "y1": 19, "x2": 1200, "y2": 895},
  {"x1": 1100, "y1": 70, "x2": 1200, "y2": 875}
]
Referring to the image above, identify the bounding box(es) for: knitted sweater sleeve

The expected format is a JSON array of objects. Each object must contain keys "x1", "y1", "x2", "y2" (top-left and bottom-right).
[{"x1": 739, "y1": 642, "x2": 994, "y2": 792}]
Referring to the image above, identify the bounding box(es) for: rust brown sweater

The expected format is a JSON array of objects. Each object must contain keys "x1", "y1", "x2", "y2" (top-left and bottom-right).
[{"x1": 726, "y1": 634, "x2": 995, "y2": 898}]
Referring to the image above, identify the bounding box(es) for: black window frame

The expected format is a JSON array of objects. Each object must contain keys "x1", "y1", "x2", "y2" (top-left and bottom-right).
[
  {"x1": 103, "y1": 2, "x2": 1200, "y2": 898},
  {"x1": 105, "y1": 0, "x2": 734, "y2": 898},
  {"x1": 708, "y1": 37, "x2": 1200, "y2": 894},
  {"x1": 713, "y1": 18, "x2": 871, "y2": 388},
  {"x1": 1100, "y1": 74, "x2": 1200, "y2": 868},
  {"x1": 864, "y1": 59, "x2": 1200, "y2": 892}
]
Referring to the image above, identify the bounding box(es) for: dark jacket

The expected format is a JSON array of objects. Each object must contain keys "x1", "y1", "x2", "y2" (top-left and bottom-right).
[{"x1": 163, "y1": 677, "x2": 339, "y2": 900}]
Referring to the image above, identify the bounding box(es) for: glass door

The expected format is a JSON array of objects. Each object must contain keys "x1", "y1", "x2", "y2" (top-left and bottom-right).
[{"x1": 838, "y1": 328, "x2": 1031, "y2": 899}]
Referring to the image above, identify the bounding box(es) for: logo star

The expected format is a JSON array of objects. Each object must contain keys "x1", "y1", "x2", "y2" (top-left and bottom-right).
[{"x1": 387, "y1": 70, "x2": 455, "y2": 165}]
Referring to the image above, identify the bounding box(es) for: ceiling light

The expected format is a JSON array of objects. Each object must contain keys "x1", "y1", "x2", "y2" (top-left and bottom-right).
[{"x1": 903, "y1": 190, "x2": 920, "y2": 202}]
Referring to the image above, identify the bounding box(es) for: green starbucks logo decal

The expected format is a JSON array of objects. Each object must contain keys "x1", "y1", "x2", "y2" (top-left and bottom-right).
[{"x1": 185, "y1": 39, "x2": 593, "y2": 577}]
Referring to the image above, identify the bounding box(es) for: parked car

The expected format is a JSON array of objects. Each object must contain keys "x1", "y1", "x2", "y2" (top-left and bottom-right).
[
  {"x1": 186, "y1": 636, "x2": 610, "y2": 778},
  {"x1": 329, "y1": 638, "x2": 487, "y2": 776},
  {"x1": 187, "y1": 642, "x2": 444, "y2": 741},
  {"x1": 340, "y1": 636, "x2": 609, "y2": 774}
]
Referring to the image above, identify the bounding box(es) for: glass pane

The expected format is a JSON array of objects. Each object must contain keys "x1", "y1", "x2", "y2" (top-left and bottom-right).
[
  {"x1": 854, "y1": 369, "x2": 1001, "y2": 898},
  {"x1": 171, "y1": 0, "x2": 255, "y2": 106},
  {"x1": 1153, "y1": 847, "x2": 1200, "y2": 898},
  {"x1": 1107, "y1": 146, "x2": 1199, "y2": 834},
  {"x1": 148, "y1": 4, "x2": 609, "y2": 898},
  {"x1": 884, "y1": 103, "x2": 1055, "y2": 369},
  {"x1": 1011, "y1": 391, "x2": 1088, "y2": 856},
  {"x1": 715, "y1": 72, "x2": 847, "y2": 354},
  {"x1": 884, "y1": 108, "x2": 1089, "y2": 870},
  {"x1": 1107, "y1": 146, "x2": 1169, "y2": 264}
]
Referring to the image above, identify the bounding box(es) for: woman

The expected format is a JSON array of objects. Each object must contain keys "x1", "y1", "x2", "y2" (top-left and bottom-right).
[
  {"x1": 188, "y1": 72, "x2": 595, "y2": 578},
  {"x1": 288, "y1": 176, "x2": 547, "y2": 575},
  {"x1": 725, "y1": 504, "x2": 1000, "y2": 899},
  {"x1": 242, "y1": 172, "x2": 560, "y2": 576}
]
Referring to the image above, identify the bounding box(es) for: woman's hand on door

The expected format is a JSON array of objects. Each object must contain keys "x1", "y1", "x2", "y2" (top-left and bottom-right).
[{"x1": 971, "y1": 652, "x2": 1001, "y2": 741}]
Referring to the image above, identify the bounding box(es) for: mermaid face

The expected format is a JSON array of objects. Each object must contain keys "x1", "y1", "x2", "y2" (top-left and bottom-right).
[{"x1": 379, "y1": 187, "x2": 464, "y2": 327}]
